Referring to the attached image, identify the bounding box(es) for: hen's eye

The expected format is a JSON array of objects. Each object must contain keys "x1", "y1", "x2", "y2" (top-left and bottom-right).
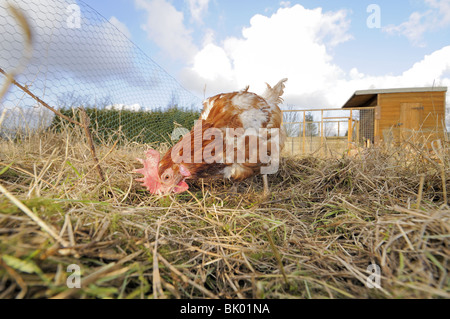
[{"x1": 163, "y1": 174, "x2": 170, "y2": 181}]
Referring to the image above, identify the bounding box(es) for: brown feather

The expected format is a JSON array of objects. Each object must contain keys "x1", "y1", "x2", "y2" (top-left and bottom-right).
[{"x1": 149, "y1": 79, "x2": 287, "y2": 194}]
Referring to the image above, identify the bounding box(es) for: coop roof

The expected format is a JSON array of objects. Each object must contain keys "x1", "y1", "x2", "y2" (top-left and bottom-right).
[{"x1": 342, "y1": 86, "x2": 448, "y2": 108}]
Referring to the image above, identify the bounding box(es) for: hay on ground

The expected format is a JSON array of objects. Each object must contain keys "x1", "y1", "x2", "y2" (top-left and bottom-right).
[{"x1": 0, "y1": 126, "x2": 449, "y2": 299}]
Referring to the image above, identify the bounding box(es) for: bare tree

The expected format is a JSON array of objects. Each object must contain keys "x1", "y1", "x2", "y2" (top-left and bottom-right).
[
  {"x1": 303, "y1": 112, "x2": 318, "y2": 137},
  {"x1": 282, "y1": 104, "x2": 301, "y2": 137}
]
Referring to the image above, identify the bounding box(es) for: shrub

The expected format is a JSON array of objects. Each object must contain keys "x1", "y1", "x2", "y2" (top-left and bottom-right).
[{"x1": 50, "y1": 107, "x2": 200, "y2": 144}]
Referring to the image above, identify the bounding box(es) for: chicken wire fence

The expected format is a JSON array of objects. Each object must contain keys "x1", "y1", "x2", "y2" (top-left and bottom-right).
[
  {"x1": 0, "y1": 0, "x2": 202, "y2": 144},
  {"x1": 282, "y1": 108, "x2": 375, "y2": 157}
]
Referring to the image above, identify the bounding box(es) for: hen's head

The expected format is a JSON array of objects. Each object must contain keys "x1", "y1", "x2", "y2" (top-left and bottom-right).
[{"x1": 135, "y1": 149, "x2": 191, "y2": 195}]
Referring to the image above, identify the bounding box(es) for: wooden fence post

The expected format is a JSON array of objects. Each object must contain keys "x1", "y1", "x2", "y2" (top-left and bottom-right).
[
  {"x1": 348, "y1": 109, "x2": 353, "y2": 153},
  {"x1": 302, "y1": 111, "x2": 306, "y2": 155}
]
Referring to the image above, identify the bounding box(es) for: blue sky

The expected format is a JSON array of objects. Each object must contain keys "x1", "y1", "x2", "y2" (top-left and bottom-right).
[
  {"x1": 2, "y1": 0, "x2": 448, "y2": 132},
  {"x1": 1, "y1": 0, "x2": 449, "y2": 115},
  {"x1": 78, "y1": 0, "x2": 450, "y2": 109},
  {"x1": 83, "y1": 0, "x2": 450, "y2": 75}
]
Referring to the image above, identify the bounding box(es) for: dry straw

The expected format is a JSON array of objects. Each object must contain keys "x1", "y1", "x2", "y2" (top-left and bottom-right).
[{"x1": 0, "y1": 123, "x2": 449, "y2": 299}]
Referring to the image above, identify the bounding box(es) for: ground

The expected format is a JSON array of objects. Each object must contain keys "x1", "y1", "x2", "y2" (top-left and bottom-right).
[{"x1": 0, "y1": 127, "x2": 449, "y2": 299}]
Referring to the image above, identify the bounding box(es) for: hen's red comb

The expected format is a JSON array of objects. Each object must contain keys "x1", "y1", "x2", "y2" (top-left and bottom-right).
[{"x1": 135, "y1": 149, "x2": 162, "y2": 194}]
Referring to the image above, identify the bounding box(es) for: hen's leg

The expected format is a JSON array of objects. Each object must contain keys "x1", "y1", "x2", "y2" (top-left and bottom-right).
[
  {"x1": 262, "y1": 174, "x2": 269, "y2": 197},
  {"x1": 230, "y1": 182, "x2": 239, "y2": 193}
]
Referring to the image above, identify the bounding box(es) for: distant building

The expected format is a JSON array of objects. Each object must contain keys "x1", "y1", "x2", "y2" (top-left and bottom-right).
[{"x1": 342, "y1": 87, "x2": 447, "y2": 144}]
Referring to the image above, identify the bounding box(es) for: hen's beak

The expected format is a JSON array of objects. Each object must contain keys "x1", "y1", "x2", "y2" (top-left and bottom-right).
[
  {"x1": 173, "y1": 179, "x2": 189, "y2": 194},
  {"x1": 172, "y1": 164, "x2": 191, "y2": 194}
]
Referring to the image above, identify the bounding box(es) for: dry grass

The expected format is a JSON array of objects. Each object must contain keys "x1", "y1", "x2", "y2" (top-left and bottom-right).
[{"x1": 0, "y1": 124, "x2": 449, "y2": 299}]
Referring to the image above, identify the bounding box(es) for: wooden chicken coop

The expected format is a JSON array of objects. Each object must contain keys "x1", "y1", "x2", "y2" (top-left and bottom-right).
[
  {"x1": 342, "y1": 87, "x2": 448, "y2": 146},
  {"x1": 282, "y1": 86, "x2": 447, "y2": 157}
]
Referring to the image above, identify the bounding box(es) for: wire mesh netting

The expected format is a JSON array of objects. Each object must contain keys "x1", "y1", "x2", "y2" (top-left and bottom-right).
[
  {"x1": 0, "y1": 0, "x2": 202, "y2": 144},
  {"x1": 282, "y1": 108, "x2": 375, "y2": 157}
]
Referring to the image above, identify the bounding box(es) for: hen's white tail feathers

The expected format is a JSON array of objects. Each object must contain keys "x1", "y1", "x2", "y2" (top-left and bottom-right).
[{"x1": 262, "y1": 78, "x2": 287, "y2": 106}]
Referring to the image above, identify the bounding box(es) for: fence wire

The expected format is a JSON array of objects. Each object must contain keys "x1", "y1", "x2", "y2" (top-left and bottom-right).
[
  {"x1": 282, "y1": 108, "x2": 375, "y2": 157},
  {"x1": 0, "y1": 0, "x2": 202, "y2": 143}
]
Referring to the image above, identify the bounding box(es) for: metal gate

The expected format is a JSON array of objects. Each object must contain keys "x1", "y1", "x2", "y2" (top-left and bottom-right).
[{"x1": 282, "y1": 108, "x2": 375, "y2": 157}]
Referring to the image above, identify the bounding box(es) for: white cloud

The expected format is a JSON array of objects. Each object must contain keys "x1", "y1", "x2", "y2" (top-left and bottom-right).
[
  {"x1": 191, "y1": 43, "x2": 233, "y2": 81},
  {"x1": 109, "y1": 16, "x2": 132, "y2": 39},
  {"x1": 426, "y1": 0, "x2": 450, "y2": 25},
  {"x1": 181, "y1": 5, "x2": 352, "y2": 105},
  {"x1": 0, "y1": 0, "x2": 147, "y2": 87},
  {"x1": 186, "y1": 0, "x2": 209, "y2": 24},
  {"x1": 322, "y1": 46, "x2": 450, "y2": 107},
  {"x1": 201, "y1": 28, "x2": 215, "y2": 46},
  {"x1": 179, "y1": 4, "x2": 450, "y2": 109},
  {"x1": 0, "y1": 0, "x2": 201, "y2": 114},
  {"x1": 383, "y1": 0, "x2": 450, "y2": 47},
  {"x1": 402, "y1": 46, "x2": 450, "y2": 82},
  {"x1": 135, "y1": 0, "x2": 197, "y2": 61},
  {"x1": 105, "y1": 103, "x2": 142, "y2": 112}
]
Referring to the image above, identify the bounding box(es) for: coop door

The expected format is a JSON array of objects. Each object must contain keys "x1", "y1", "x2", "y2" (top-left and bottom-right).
[{"x1": 400, "y1": 103, "x2": 424, "y2": 142}]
